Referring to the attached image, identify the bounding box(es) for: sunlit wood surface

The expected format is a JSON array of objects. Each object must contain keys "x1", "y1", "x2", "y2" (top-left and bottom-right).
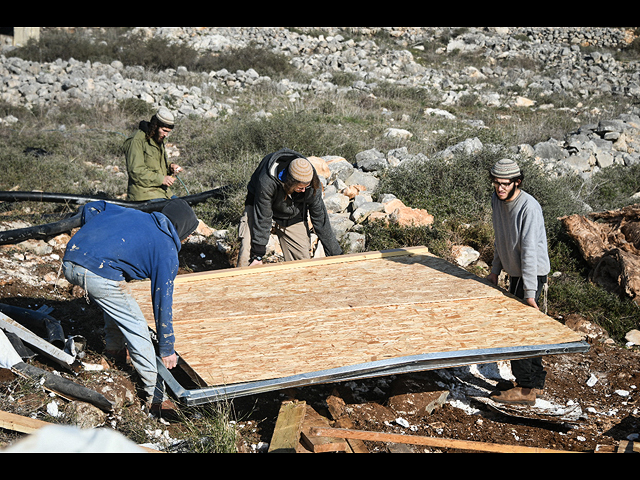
[{"x1": 129, "y1": 248, "x2": 584, "y2": 388}]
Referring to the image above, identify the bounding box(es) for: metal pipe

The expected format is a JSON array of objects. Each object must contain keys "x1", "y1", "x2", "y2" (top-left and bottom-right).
[
  {"x1": 0, "y1": 185, "x2": 235, "y2": 245},
  {"x1": 158, "y1": 341, "x2": 591, "y2": 406}
]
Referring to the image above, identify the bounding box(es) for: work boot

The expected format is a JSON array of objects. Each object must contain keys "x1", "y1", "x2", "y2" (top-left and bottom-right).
[
  {"x1": 494, "y1": 380, "x2": 516, "y2": 392},
  {"x1": 150, "y1": 399, "x2": 180, "y2": 421},
  {"x1": 490, "y1": 387, "x2": 537, "y2": 406},
  {"x1": 104, "y1": 349, "x2": 130, "y2": 367},
  {"x1": 532, "y1": 388, "x2": 545, "y2": 398}
]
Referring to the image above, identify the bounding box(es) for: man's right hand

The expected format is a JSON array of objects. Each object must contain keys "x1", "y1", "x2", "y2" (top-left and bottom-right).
[
  {"x1": 163, "y1": 176, "x2": 176, "y2": 187},
  {"x1": 488, "y1": 273, "x2": 499, "y2": 286}
]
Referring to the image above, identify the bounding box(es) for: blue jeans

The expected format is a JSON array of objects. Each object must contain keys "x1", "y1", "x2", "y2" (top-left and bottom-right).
[{"x1": 63, "y1": 261, "x2": 165, "y2": 405}]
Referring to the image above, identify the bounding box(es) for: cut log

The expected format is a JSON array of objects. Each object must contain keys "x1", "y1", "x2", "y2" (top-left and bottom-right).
[
  {"x1": 0, "y1": 410, "x2": 51, "y2": 435},
  {"x1": 561, "y1": 206, "x2": 640, "y2": 304},
  {"x1": 560, "y1": 214, "x2": 608, "y2": 267},
  {"x1": 591, "y1": 248, "x2": 640, "y2": 304}
]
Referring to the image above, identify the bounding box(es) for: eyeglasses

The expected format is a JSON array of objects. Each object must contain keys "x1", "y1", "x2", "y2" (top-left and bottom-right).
[{"x1": 493, "y1": 180, "x2": 514, "y2": 189}]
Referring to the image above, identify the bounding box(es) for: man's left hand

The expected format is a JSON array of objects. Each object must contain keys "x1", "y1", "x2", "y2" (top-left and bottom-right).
[{"x1": 162, "y1": 354, "x2": 178, "y2": 370}]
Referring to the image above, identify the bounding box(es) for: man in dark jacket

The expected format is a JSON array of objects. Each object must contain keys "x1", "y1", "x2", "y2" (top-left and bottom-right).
[
  {"x1": 63, "y1": 199, "x2": 198, "y2": 414},
  {"x1": 237, "y1": 149, "x2": 343, "y2": 267}
]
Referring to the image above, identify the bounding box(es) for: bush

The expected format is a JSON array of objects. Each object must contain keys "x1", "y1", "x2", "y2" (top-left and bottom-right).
[
  {"x1": 377, "y1": 150, "x2": 498, "y2": 223},
  {"x1": 10, "y1": 29, "x2": 201, "y2": 71},
  {"x1": 195, "y1": 45, "x2": 294, "y2": 78},
  {"x1": 9, "y1": 29, "x2": 295, "y2": 79},
  {"x1": 549, "y1": 273, "x2": 639, "y2": 343}
]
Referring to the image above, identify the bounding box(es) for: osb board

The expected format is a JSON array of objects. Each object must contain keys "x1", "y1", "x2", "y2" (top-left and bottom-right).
[{"x1": 129, "y1": 248, "x2": 585, "y2": 388}]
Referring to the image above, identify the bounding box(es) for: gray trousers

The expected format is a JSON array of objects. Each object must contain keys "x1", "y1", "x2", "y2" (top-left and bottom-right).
[{"x1": 509, "y1": 275, "x2": 549, "y2": 390}]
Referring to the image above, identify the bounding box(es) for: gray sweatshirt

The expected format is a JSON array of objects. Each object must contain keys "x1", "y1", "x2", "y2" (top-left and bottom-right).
[{"x1": 491, "y1": 191, "x2": 551, "y2": 299}]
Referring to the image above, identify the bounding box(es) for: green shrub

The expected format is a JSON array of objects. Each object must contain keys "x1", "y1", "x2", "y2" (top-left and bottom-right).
[
  {"x1": 195, "y1": 45, "x2": 294, "y2": 78},
  {"x1": 10, "y1": 29, "x2": 294, "y2": 79},
  {"x1": 364, "y1": 221, "x2": 450, "y2": 259},
  {"x1": 549, "y1": 273, "x2": 639, "y2": 343}
]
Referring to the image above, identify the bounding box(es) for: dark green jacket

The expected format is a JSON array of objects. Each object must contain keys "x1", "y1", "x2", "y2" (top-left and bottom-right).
[{"x1": 124, "y1": 123, "x2": 174, "y2": 202}]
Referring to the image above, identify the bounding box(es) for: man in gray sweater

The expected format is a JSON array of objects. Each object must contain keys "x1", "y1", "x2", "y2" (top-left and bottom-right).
[{"x1": 487, "y1": 159, "x2": 551, "y2": 406}]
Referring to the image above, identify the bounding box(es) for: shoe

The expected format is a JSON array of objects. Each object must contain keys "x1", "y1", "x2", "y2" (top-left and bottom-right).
[
  {"x1": 490, "y1": 387, "x2": 537, "y2": 406},
  {"x1": 104, "y1": 349, "x2": 130, "y2": 366},
  {"x1": 494, "y1": 380, "x2": 516, "y2": 392},
  {"x1": 150, "y1": 399, "x2": 180, "y2": 420}
]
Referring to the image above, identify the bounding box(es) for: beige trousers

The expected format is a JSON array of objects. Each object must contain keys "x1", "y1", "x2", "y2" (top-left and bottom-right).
[{"x1": 237, "y1": 206, "x2": 314, "y2": 268}]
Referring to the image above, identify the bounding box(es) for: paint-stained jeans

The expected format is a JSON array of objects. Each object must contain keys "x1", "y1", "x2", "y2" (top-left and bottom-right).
[{"x1": 63, "y1": 261, "x2": 165, "y2": 405}]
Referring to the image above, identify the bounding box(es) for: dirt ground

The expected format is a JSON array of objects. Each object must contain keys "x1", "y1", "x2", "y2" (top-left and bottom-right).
[{"x1": 1, "y1": 230, "x2": 639, "y2": 454}]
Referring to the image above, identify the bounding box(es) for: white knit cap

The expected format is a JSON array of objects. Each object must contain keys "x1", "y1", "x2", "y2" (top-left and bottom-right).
[{"x1": 155, "y1": 107, "x2": 175, "y2": 128}]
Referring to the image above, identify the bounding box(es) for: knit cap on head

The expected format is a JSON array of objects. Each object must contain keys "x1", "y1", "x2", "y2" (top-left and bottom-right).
[
  {"x1": 491, "y1": 159, "x2": 521, "y2": 180},
  {"x1": 155, "y1": 107, "x2": 175, "y2": 129},
  {"x1": 289, "y1": 158, "x2": 314, "y2": 184}
]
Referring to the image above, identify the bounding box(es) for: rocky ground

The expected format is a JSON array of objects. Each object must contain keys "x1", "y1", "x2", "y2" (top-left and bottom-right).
[{"x1": 0, "y1": 219, "x2": 638, "y2": 454}]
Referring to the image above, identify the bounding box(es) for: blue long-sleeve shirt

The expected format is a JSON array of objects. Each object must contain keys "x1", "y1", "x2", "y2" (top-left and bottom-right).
[{"x1": 64, "y1": 201, "x2": 181, "y2": 357}]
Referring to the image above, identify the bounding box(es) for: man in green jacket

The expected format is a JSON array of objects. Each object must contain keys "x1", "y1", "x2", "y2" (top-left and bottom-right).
[{"x1": 124, "y1": 108, "x2": 184, "y2": 202}]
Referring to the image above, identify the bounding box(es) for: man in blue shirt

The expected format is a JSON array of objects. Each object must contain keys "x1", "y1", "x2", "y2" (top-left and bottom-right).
[{"x1": 63, "y1": 199, "x2": 198, "y2": 415}]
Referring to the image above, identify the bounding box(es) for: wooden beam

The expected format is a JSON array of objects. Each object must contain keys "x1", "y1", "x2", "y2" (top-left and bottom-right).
[
  {"x1": 0, "y1": 313, "x2": 81, "y2": 372},
  {"x1": 0, "y1": 410, "x2": 51, "y2": 435},
  {"x1": 173, "y1": 247, "x2": 432, "y2": 285},
  {"x1": 618, "y1": 441, "x2": 640, "y2": 454},
  {"x1": 309, "y1": 427, "x2": 583, "y2": 454},
  {"x1": 268, "y1": 401, "x2": 308, "y2": 454}
]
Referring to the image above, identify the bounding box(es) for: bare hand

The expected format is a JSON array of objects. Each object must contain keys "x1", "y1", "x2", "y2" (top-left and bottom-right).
[
  {"x1": 170, "y1": 164, "x2": 183, "y2": 175},
  {"x1": 488, "y1": 273, "x2": 499, "y2": 286},
  {"x1": 526, "y1": 298, "x2": 540, "y2": 310},
  {"x1": 163, "y1": 176, "x2": 176, "y2": 187},
  {"x1": 162, "y1": 354, "x2": 178, "y2": 370},
  {"x1": 249, "y1": 260, "x2": 264, "y2": 267}
]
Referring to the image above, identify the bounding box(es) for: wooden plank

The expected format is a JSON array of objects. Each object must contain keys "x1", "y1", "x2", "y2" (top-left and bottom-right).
[
  {"x1": 268, "y1": 401, "x2": 307, "y2": 454},
  {"x1": 0, "y1": 410, "x2": 51, "y2": 435},
  {"x1": 129, "y1": 249, "x2": 586, "y2": 389},
  {"x1": 300, "y1": 408, "x2": 349, "y2": 454},
  {"x1": 618, "y1": 441, "x2": 640, "y2": 454},
  {"x1": 309, "y1": 427, "x2": 582, "y2": 454},
  {"x1": 0, "y1": 313, "x2": 80, "y2": 372},
  {"x1": 173, "y1": 247, "x2": 432, "y2": 285}
]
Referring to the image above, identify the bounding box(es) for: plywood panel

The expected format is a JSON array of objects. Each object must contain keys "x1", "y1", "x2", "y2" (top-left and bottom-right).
[{"x1": 129, "y1": 248, "x2": 585, "y2": 388}]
